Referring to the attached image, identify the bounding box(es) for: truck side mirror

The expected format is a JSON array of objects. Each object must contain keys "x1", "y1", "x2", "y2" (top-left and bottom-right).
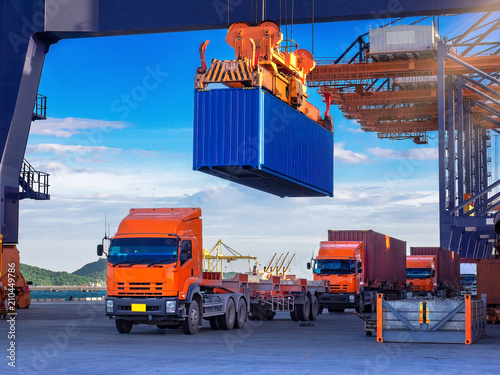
[
  {"x1": 357, "y1": 261, "x2": 362, "y2": 268},
  {"x1": 432, "y1": 269, "x2": 436, "y2": 277},
  {"x1": 307, "y1": 262, "x2": 311, "y2": 270},
  {"x1": 97, "y1": 244, "x2": 104, "y2": 257}
]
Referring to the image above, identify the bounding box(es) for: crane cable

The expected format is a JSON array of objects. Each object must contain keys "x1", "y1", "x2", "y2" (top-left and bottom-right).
[
  {"x1": 312, "y1": 0, "x2": 315, "y2": 55},
  {"x1": 291, "y1": 0, "x2": 294, "y2": 41}
]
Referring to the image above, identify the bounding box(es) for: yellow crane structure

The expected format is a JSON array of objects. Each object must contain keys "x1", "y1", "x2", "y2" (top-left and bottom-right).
[
  {"x1": 263, "y1": 252, "x2": 296, "y2": 277},
  {"x1": 202, "y1": 239, "x2": 257, "y2": 278}
]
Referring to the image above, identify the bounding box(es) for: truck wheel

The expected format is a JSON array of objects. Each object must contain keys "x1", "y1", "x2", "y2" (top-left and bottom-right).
[
  {"x1": 251, "y1": 304, "x2": 265, "y2": 321},
  {"x1": 290, "y1": 307, "x2": 299, "y2": 321},
  {"x1": 309, "y1": 294, "x2": 319, "y2": 321},
  {"x1": 116, "y1": 319, "x2": 133, "y2": 334},
  {"x1": 264, "y1": 311, "x2": 276, "y2": 320},
  {"x1": 356, "y1": 296, "x2": 365, "y2": 314},
  {"x1": 218, "y1": 298, "x2": 236, "y2": 330},
  {"x1": 297, "y1": 298, "x2": 311, "y2": 321},
  {"x1": 181, "y1": 300, "x2": 200, "y2": 335},
  {"x1": 209, "y1": 316, "x2": 221, "y2": 330},
  {"x1": 234, "y1": 299, "x2": 247, "y2": 329}
]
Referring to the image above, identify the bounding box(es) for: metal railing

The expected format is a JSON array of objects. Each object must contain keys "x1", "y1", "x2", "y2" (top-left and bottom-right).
[
  {"x1": 33, "y1": 94, "x2": 47, "y2": 119},
  {"x1": 19, "y1": 159, "x2": 50, "y2": 200}
]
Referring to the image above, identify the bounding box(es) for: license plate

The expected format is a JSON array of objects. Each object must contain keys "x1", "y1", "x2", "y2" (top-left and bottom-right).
[{"x1": 131, "y1": 304, "x2": 146, "y2": 312}]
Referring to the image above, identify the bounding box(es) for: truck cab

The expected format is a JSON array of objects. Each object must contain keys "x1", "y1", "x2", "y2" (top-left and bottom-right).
[
  {"x1": 311, "y1": 241, "x2": 369, "y2": 312},
  {"x1": 406, "y1": 255, "x2": 437, "y2": 296},
  {"x1": 100, "y1": 208, "x2": 248, "y2": 334}
]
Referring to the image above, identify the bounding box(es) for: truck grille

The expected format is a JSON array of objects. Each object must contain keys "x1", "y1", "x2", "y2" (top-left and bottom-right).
[
  {"x1": 116, "y1": 282, "x2": 165, "y2": 296},
  {"x1": 330, "y1": 284, "x2": 348, "y2": 292},
  {"x1": 118, "y1": 305, "x2": 161, "y2": 312}
]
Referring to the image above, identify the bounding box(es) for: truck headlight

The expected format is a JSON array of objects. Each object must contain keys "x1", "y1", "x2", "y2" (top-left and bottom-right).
[
  {"x1": 349, "y1": 295, "x2": 355, "y2": 302},
  {"x1": 166, "y1": 300, "x2": 176, "y2": 313},
  {"x1": 106, "y1": 300, "x2": 114, "y2": 313}
]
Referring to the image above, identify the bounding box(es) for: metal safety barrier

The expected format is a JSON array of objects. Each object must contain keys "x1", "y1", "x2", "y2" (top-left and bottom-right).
[{"x1": 376, "y1": 294, "x2": 487, "y2": 344}]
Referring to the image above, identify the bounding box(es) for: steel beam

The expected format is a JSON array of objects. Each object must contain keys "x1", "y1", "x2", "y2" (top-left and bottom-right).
[
  {"x1": 457, "y1": 77, "x2": 465, "y2": 214},
  {"x1": 447, "y1": 76, "x2": 456, "y2": 210},
  {"x1": 438, "y1": 41, "x2": 449, "y2": 248}
]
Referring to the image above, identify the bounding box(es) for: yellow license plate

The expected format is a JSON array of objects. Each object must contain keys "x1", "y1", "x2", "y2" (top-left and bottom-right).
[{"x1": 131, "y1": 304, "x2": 146, "y2": 312}]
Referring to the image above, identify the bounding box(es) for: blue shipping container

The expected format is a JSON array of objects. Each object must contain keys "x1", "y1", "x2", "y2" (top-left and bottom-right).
[{"x1": 193, "y1": 88, "x2": 333, "y2": 197}]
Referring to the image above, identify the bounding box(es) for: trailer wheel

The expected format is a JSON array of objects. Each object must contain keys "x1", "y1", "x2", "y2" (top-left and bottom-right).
[
  {"x1": 181, "y1": 300, "x2": 200, "y2": 335},
  {"x1": 209, "y1": 316, "x2": 221, "y2": 330},
  {"x1": 309, "y1": 294, "x2": 319, "y2": 321},
  {"x1": 234, "y1": 299, "x2": 247, "y2": 329},
  {"x1": 218, "y1": 298, "x2": 236, "y2": 330},
  {"x1": 297, "y1": 298, "x2": 311, "y2": 321},
  {"x1": 115, "y1": 319, "x2": 133, "y2": 334}
]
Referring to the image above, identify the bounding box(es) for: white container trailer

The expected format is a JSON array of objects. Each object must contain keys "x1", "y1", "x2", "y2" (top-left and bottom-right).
[{"x1": 369, "y1": 25, "x2": 440, "y2": 61}]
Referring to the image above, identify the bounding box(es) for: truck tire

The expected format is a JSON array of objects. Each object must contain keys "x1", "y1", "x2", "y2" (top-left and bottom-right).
[
  {"x1": 250, "y1": 304, "x2": 265, "y2": 321},
  {"x1": 264, "y1": 311, "x2": 276, "y2": 320},
  {"x1": 218, "y1": 298, "x2": 236, "y2": 330},
  {"x1": 356, "y1": 296, "x2": 365, "y2": 313},
  {"x1": 116, "y1": 319, "x2": 133, "y2": 333},
  {"x1": 234, "y1": 299, "x2": 247, "y2": 329},
  {"x1": 297, "y1": 298, "x2": 311, "y2": 321},
  {"x1": 182, "y1": 300, "x2": 200, "y2": 335},
  {"x1": 290, "y1": 307, "x2": 299, "y2": 321},
  {"x1": 209, "y1": 316, "x2": 221, "y2": 330},
  {"x1": 309, "y1": 294, "x2": 319, "y2": 321}
]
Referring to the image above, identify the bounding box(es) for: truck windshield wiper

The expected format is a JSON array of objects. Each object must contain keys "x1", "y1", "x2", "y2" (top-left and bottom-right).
[
  {"x1": 147, "y1": 258, "x2": 175, "y2": 267},
  {"x1": 112, "y1": 259, "x2": 154, "y2": 267}
]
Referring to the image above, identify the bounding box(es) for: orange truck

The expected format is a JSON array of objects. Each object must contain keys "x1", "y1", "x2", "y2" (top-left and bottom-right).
[
  {"x1": 99, "y1": 208, "x2": 326, "y2": 334},
  {"x1": 406, "y1": 255, "x2": 437, "y2": 296},
  {"x1": 308, "y1": 230, "x2": 407, "y2": 313},
  {"x1": 408, "y1": 247, "x2": 461, "y2": 298}
]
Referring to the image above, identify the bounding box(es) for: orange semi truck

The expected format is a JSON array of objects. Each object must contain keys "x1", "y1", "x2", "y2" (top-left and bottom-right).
[
  {"x1": 407, "y1": 247, "x2": 461, "y2": 298},
  {"x1": 309, "y1": 230, "x2": 407, "y2": 313},
  {"x1": 99, "y1": 208, "x2": 326, "y2": 334},
  {"x1": 406, "y1": 255, "x2": 437, "y2": 297}
]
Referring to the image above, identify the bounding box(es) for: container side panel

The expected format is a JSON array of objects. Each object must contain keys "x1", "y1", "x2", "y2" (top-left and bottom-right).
[
  {"x1": 193, "y1": 88, "x2": 333, "y2": 197},
  {"x1": 260, "y1": 91, "x2": 334, "y2": 194},
  {"x1": 328, "y1": 230, "x2": 406, "y2": 289},
  {"x1": 477, "y1": 259, "x2": 500, "y2": 305}
]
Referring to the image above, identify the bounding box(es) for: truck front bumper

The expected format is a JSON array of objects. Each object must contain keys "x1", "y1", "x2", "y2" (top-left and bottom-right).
[
  {"x1": 318, "y1": 292, "x2": 358, "y2": 309},
  {"x1": 105, "y1": 296, "x2": 186, "y2": 321}
]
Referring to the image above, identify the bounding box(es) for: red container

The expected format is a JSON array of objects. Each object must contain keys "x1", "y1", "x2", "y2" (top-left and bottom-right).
[
  {"x1": 477, "y1": 258, "x2": 500, "y2": 305},
  {"x1": 410, "y1": 247, "x2": 460, "y2": 290},
  {"x1": 327, "y1": 230, "x2": 406, "y2": 290}
]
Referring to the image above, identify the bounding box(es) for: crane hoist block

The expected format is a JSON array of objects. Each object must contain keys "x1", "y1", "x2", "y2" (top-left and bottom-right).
[{"x1": 193, "y1": 87, "x2": 333, "y2": 197}]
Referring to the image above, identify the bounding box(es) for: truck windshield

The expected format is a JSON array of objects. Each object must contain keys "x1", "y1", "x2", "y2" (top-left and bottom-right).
[
  {"x1": 406, "y1": 268, "x2": 432, "y2": 279},
  {"x1": 460, "y1": 275, "x2": 477, "y2": 285},
  {"x1": 314, "y1": 259, "x2": 356, "y2": 275},
  {"x1": 108, "y1": 237, "x2": 178, "y2": 265}
]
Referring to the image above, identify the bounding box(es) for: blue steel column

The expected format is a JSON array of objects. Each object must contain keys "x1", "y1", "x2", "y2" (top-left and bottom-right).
[
  {"x1": 437, "y1": 41, "x2": 450, "y2": 249},
  {"x1": 456, "y1": 77, "x2": 465, "y2": 214},
  {"x1": 447, "y1": 76, "x2": 456, "y2": 210},
  {"x1": 464, "y1": 103, "x2": 472, "y2": 198}
]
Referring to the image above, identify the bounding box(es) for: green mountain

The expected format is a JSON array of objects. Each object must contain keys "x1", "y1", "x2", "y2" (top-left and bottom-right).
[
  {"x1": 20, "y1": 261, "x2": 107, "y2": 286},
  {"x1": 72, "y1": 258, "x2": 107, "y2": 281}
]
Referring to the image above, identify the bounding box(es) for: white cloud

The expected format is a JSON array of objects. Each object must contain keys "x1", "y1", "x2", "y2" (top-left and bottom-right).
[
  {"x1": 346, "y1": 127, "x2": 363, "y2": 134},
  {"x1": 27, "y1": 143, "x2": 120, "y2": 156},
  {"x1": 30, "y1": 117, "x2": 128, "y2": 138},
  {"x1": 334, "y1": 142, "x2": 369, "y2": 164},
  {"x1": 368, "y1": 147, "x2": 438, "y2": 160}
]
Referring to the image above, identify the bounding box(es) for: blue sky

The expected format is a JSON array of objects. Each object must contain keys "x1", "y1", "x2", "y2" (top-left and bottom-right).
[{"x1": 20, "y1": 13, "x2": 489, "y2": 275}]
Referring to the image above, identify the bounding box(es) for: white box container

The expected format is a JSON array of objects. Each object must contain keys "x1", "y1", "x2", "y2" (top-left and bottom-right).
[{"x1": 369, "y1": 25, "x2": 440, "y2": 55}]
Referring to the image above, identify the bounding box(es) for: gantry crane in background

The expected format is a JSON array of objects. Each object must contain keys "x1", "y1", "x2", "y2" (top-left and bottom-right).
[
  {"x1": 263, "y1": 251, "x2": 296, "y2": 277},
  {"x1": 203, "y1": 239, "x2": 258, "y2": 278},
  {"x1": 307, "y1": 12, "x2": 500, "y2": 258}
]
